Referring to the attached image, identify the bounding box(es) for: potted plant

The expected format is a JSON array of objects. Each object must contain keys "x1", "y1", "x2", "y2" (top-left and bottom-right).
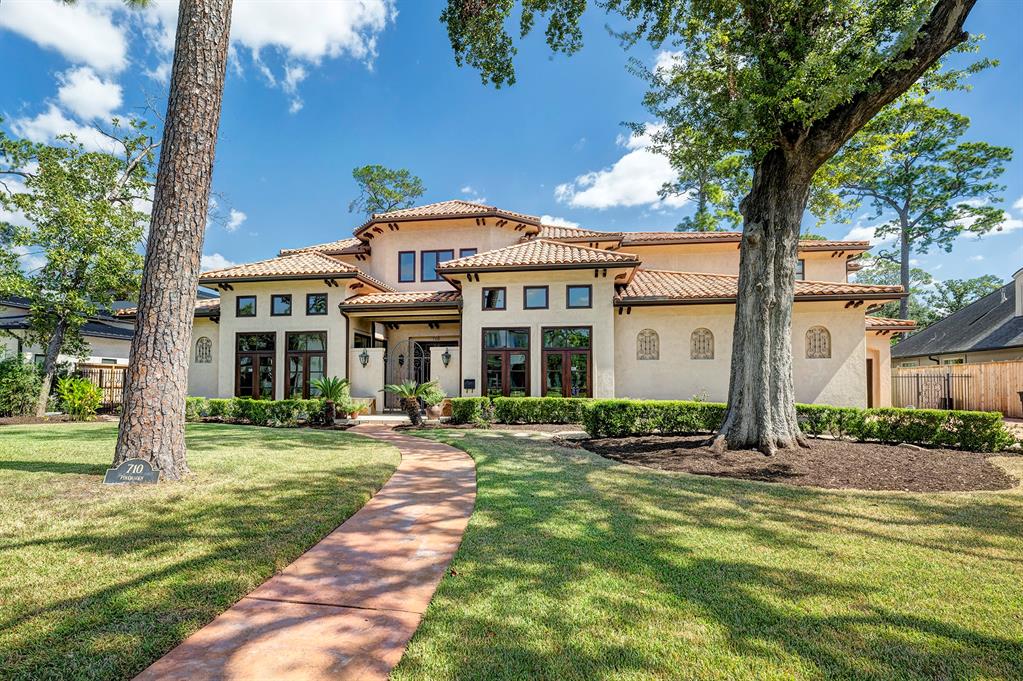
[
  {"x1": 382, "y1": 379, "x2": 438, "y2": 427},
  {"x1": 311, "y1": 376, "x2": 350, "y2": 424},
  {"x1": 421, "y1": 383, "x2": 447, "y2": 419}
]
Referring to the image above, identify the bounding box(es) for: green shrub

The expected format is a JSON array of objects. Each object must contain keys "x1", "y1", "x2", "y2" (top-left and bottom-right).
[
  {"x1": 185, "y1": 396, "x2": 325, "y2": 427},
  {"x1": 56, "y1": 376, "x2": 103, "y2": 421},
  {"x1": 207, "y1": 398, "x2": 236, "y2": 419},
  {"x1": 185, "y1": 397, "x2": 208, "y2": 421},
  {"x1": 582, "y1": 399, "x2": 727, "y2": 438},
  {"x1": 450, "y1": 397, "x2": 492, "y2": 425},
  {"x1": 492, "y1": 396, "x2": 592, "y2": 424},
  {"x1": 0, "y1": 357, "x2": 42, "y2": 417}
]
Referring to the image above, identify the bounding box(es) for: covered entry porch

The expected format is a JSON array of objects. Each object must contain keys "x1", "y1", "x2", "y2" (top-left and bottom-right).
[{"x1": 340, "y1": 292, "x2": 462, "y2": 413}]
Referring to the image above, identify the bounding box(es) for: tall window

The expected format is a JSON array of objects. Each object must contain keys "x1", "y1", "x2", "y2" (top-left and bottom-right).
[
  {"x1": 421, "y1": 249, "x2": 454, "y2": 281},
  {"x1": 236, "y1": 295, "x2": 256, "y2": 317},
  {"x1": 306, "y1": 293, "x2": 327, "y2": 315},
  {"x1": 543, "y1": 327, "x2": 591, "y2": 397},
  {"x1": 236, "y1": 333, "x2": 275, "y2": 399},
  {"x1": 482, "y1": 287, "x2": 506, "y2": 310},
  {"x1": 690, "y1": 328, "x2": 714, "y2": 360},
  {"x1": 523, "y1": 286, "x2": 549, "y2": 309},
  {"x1": 637, "y1": 329, "x2": 659, "y2": 360},
  {"x1": 271, "y1": 294, "x2": 292, "y2": 316},
  {"x1": 795, "y1": 259, "x2": 806, "y2": 280},
  {"x1": 286, "y1": 332, "x2": 326, "y2": 398},
  {"x1": 805, "y1": 326, "x2": 831, "y2": 359},
  {"x1": 482, "y1": 328, "x2": 529, "y2": 397},
  {"x1": 195, "y1": 336, "x2": 212, "y2": 363},
  {"x1": 398, "y1": 251, "x2": 415, "y2": 282}
]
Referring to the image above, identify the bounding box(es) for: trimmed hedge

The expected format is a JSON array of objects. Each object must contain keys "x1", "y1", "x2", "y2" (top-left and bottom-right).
[
  {"x1": 449, "y1": 397, "x2": 492, "y2": 425},
  {"x1": 491, "y1": 396, "x2": 592, "y2": 424},
  {"x1": 580, "y1": 398, "x2": 1014, "y2": 452},
  {"x1": 186, "y1": 397, "x2": 326, "y2": 427}
]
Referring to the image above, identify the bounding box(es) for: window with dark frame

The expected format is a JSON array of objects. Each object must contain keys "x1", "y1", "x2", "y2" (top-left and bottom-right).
[
  {"x1": 482, "y1": 287, "x2": 506, "y2": 310},
  {"x1": 271, "y1": 294, "x2": 292, "y2": 316},
  {"x1": 523, "y1": 286, "x2": 549, "y2": 309},
  {"x1": 542, "y1": 327, "x2": 591, "y2": 398},
  {"x1": 421, "y1": 249, "x2": 455, "y2": 281},
  {"x1": 306, "y1": 293, "x2": 328, "y2": 315},
  {"x1": 353, "y1": 332, "x2": 373, "y2": 348},
  {"x1": 795, "y1": 259, "x2": 806, "y2": 280},
  {"x1": 236, "y1": 295, "x2": 256, "y2": 317},
  {"x1": 566, "y1": 285, "x2": 592, "y2": 309},
  {"x1": 235, "y1": 332, "x2": 275, "y2": 399},
  {"x1": 459, "y1": 248, "x2": 478, "y2": 258},
  {"x1": 398, "y1": 251, "x2": 416, "y2": 282},
  {"x1": 482, "y1": 328, "x2": 529, "y2": 397},
  {"x1": 286, "y1": 331, "x2": 326, "y2": 399}
]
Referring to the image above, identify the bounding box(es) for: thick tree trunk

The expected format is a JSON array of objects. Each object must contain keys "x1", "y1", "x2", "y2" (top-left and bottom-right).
[
  {"x1": 899, "y1": 220, "x2": 911, "y2": 320},
  {"x1": 114, "y1": 0, "x2": 233, "y2": 480},
  {"x1": 712, "y1": 150, "x2": 813, "y2": 456},
  {"x1": 35, "y1": 317, "x2": 68, "y2": 417}
]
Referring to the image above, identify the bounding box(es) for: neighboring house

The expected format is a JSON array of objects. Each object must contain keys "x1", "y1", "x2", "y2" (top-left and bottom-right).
[
  {"x1": 892, "y1": 267, "x2": 1023, "y2": 367},
  {"x1": 126, "y1": 200, "x2": 908, "y2": 411},
  {"x1": 0, "y1": 295, "x2": 135, "y2": 366}
]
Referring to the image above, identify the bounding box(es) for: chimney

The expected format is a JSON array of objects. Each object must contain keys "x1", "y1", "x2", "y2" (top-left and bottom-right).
[{"x1": 1015, "y1": 267, "x2": 1023, "y2": 318}]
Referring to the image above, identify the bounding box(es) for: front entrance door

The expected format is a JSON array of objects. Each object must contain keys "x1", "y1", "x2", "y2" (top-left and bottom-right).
[{"x1": 866, "y1": 358, "x2": 874, "y2": 408}]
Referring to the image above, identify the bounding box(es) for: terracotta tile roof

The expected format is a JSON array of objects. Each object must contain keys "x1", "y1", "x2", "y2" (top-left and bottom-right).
[
  {"x1": 616, "y1": 269, "x2": 905, "y2": 304},
  {"x1": 534, "y1": 223, "x2": 622, "y2": 241},
  {"x1": 198, "y1": 252, "x2": 393, "y2": 291},
  {"x1": 354, "y1": 199, "x2": 542, "y2": 238},
  {"x1": 279, "y1": 238, "x2": 366, "y2": 256},
  {"x1": 117, "y1": 296, "x2": 221, "y2": 318},
  {"x1": 866, "y1": 316, "x2": 918, "y2": 330},
  {"x1": 617, "y1": 231, "x2": 871, "y2": 251},
  {"x1": 438, "y1": 239, "x2": 640, "y2": 272},
  {"x1": 340, "y1": 290, "x2": 462, "y2": 308}
]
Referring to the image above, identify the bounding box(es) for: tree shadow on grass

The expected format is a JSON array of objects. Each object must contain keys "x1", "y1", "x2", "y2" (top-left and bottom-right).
[{"x1": 393, "y1": 431, "x2": 1023, "y2": 681}]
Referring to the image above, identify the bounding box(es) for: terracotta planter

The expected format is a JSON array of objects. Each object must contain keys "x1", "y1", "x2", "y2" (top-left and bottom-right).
[{"x1": 426, "y1": 404, "x2": 444, "y2": 419}]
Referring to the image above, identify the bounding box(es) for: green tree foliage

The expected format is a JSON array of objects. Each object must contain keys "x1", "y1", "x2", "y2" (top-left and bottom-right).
[
  {"x1": 441, "y1": 0, "x2": 980, "y2": 454},
  {"x1": 0, "y1": 119, "x2": 155, "y2": 414},
  {"x1": 818, "y1": 78, "x2": 1011, "y2": 318},
  {"x1": 854, "y1": 255, "x2": 935, "y2": 326},
  {"x1": 922, "y1": 274, "x2": 1003, "y2": 321},
  {"x1": 348, "y1": 165, "x2": 425, "y2": 217}
]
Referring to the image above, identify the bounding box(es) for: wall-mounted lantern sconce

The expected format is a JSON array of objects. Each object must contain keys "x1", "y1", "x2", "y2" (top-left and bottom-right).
[
  {"x1": 359, "y1": 349, "x2": 370, "y2": 367},
  {"x1": 398, "y1": 353, "x2": 405, "y2": 367},
  {"x1": 441, "y1": 349, "x2": 451, "y2": 367}
]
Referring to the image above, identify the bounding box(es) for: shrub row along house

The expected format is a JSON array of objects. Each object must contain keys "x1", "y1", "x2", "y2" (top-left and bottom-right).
[{"x1": 119, "y1": 200, "x2": 911, "y2": 412}]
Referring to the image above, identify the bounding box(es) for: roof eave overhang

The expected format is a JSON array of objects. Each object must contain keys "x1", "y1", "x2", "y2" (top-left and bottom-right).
[
  {"x1": 614, "y1": 291, "x2": 906, "y2": 307},
  {"x1": 439, "y1": 261, "x2": 639, "y2": 275},
  {"x1": 339, "y1": 301, "x2": 462, "y2": 313},
  {"x1": 354, "y1": 211, "x2": 543, "y2": 241},
  {"x1": 199, "y1": 272, "x2": 359, "y2": 285}
]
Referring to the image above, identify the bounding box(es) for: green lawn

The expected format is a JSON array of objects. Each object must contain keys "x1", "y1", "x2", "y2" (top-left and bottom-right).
[
  {"x1": 393, "y1": 430, "x2": 1023, "y2": 681},
  {"x1": 0, "y1": 423, "x2": 399, "y2": 681}
]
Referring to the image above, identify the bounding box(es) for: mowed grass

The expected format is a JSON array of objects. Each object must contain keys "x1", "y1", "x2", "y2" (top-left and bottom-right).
[
  {"x1": 0, "y1": 423, "x2": 399, "y2": 680},
  {"x1": 393, "y1": 430, "x2": 1023, "y2": 681}
]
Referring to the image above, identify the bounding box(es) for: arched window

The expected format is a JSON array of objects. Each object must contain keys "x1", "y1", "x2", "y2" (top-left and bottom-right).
[
  {"x1": 690, "y1": 328, "x2": 714, "y2": 360},
  {"x1": 805, "y1": 326, "x2": 831, "y2": 359},
  {"x1": 195, "y1": 336, "x2": 213, "y2": 364},
  {"x1": 636, "y1": 329, "x2": 659, "y2": 360}
]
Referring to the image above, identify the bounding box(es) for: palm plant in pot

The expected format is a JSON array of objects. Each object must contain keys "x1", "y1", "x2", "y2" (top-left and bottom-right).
[
  {"x1": 311, "y1": 376, "x2": 350, "y2": 424},
  {"x1": 383, "y1": 379, "x2": 438, "y2": 427}
]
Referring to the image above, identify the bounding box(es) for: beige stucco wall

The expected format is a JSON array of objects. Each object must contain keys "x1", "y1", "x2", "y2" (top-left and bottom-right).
[
  {"x1": 458, "y1": 269, "x2": 624, "y2": 398},
  {"x1": 349, "y1": 347, "x2": 386, "y2": 412},
  {"x1": 614, "y1": 301, "x2": 868, "y2": 407},
  {"x1": 430, "y1": 346, "x2": 460, "y2": 397},
  {"x1": 618, "y1": 243, "x2": 850, "y2": 282},
  {"x1": 187, "y1": 318, "x2": 220, "y2": 398},
  {"x1": 211, "y1": 280, "x2": 348, "y2": 399},
  {"x1": 866, "y1": 332, "x2": 893, "y2": 407}
]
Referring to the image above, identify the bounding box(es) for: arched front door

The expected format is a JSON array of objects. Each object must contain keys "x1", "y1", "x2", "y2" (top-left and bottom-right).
[{"x1": 384, "y1": 340, "x2": 427, "y2": 410}]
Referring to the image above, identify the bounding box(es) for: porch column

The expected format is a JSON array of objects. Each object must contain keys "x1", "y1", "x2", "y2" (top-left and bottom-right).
[{"x1": 349, "y1": 347, "x2": 386, "y2": 414}]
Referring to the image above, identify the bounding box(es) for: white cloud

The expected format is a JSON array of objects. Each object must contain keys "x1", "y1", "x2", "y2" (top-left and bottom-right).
[
  {"x1": 460, "y1": 185, "x2": 475, "y2": 194},
  {"x1": 957, "y1": 211, "x2": 1023, "y2": 239},
  {"x1": 1012, "y1": 195, "x2": 1023, "y2": 212},
  {"x1": 200, "y1": 253, "x2": 238, "y2": 272},
  {"x1": 144, "y1": 61, "x2": 171, "y2": 84},
  {"x1": 654, "y1": 50, "x2": 684, "y2": 75},
  {"x1": 555, "y1": 126, "x2": 687, "y2": 210},
  {"x1": 969, "y1": 255, "x2": 984, "y2": 262},
  {"x1": 539, "y1": 215, "x2": 581, "y2": 228},
  {"x1": 282, "y1": 64, "x2": 307, "y2": 113},
  {"x1": 56, "y1": 66, "x2": 122, "y2": 120},
  {"x1": 0, "y1": 1, "x2": 128, "y2": 73},
  {"x1": 10, "y1": 104, "x2": 115, "y2": 153},
  {"x1": 842, "y1": 223, "x2": 897, "y2": 245},
  {"x1": 13, "y1": 245, "x2": 47, "y2": 274},
  {"x1": 225, "y1": 209, "x2": 247, "y2": 233}
]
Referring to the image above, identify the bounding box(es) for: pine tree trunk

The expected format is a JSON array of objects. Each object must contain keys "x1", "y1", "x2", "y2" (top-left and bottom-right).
[
  {"x1": 35, "y1": 317, "x2": 67, "y2": 417},
  {"x1": 712, "y1": 149, "x2": 813, "y2": 456},
  {"x1": 114, "y1": 0, "x2": 233, "y2": 480},
  {"x1": 899, "y1": 220, "x2": 911, "y2": 320}
]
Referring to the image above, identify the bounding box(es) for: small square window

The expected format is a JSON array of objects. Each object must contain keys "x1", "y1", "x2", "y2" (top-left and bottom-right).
[
  {"x1": 306, "y1": 293, "x2": 327, "y2": 315},
  {"x1": 459, "y1": 248, "x2": 478, "y2": 258},
  {"x1": 523, "y1": 286, "x2": 549, "y2": 309},
  {"x1": 566, "y1": 285, "x2": 592, "y2": 309},
  {"x1": 398, "y1": 251, "x2": 415, "y2": 282},
  {"x1": 482, "y1": 287, "x2": 506, "y2": 310},
  {"x1": 271, "y1": 294, "x2": 292, "y2": 316},
  {"x1": 236, "y1": 295, "x2": 256, "y2": 317}
]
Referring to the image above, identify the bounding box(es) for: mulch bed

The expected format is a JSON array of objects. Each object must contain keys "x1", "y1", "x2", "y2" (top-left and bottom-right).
[{"x1": 581, "y1": 434, "x2": 1019, "y2": 492}]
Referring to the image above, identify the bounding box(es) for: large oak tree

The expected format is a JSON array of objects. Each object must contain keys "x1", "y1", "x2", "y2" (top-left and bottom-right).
[{"x1": 442, "y1": 0, "x2": 981, "y2": 454}]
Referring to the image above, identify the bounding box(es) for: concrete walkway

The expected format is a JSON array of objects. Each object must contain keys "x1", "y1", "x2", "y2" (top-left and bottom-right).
[{"x1": 135, "y1": 426, "x2": 476, "y2": 681}]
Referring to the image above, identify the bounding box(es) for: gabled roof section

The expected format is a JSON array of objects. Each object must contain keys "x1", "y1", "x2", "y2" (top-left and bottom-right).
[
  {"x1": 339, "y1": 290, "x2": 462, "y2": 311},
  {"x1": 197, "y1": 251, "x2": 393, "y2": 291},
  {"x1": 616, "y1": 231, "x2": 870, "y2": 252},
  {"x1": 892, "y1": 281, "x2": 1023, "y2": 357},
  {"x1": 534, "y1": 223, "x2": 622, "y2": 242},
  {"x1": 437, "y1": 239, "x2": 640, "y2": 274},
  {"x1": 353, "y1": 199, "x2": 542, "y2": 240},
  {"x1": 866, "y1": 316, "x2": 917, "y2": 332},
  {"x1": 279, "y1": 238, "x2": 367, "y2": 257},
  {"x1": 616, "y1": 269, "x2": 904, "y2": 305}
]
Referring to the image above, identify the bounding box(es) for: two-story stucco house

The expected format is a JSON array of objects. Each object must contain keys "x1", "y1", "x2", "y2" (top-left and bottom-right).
[{"x1": 146, "y1": 200, "x2": 910, "y2": 412}]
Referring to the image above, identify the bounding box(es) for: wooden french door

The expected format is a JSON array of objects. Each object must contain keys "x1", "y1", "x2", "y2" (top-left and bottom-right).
[
  {"x1": 236, "y1": 333, "x2": 276, "y2": 399},
  {"x1": 286, "y1": 332, "x2": 327, "y2": 399},
  {"x1": 542, "y1": 326, "x2": 591, "y2": 397},
  {"x1": 484, "y1": 351, "x2": 529, "y2": 397}
]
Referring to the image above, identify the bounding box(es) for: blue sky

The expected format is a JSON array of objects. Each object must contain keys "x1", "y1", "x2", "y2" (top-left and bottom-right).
[{"x1": 2, "y1": 0, "x2": 1020, "y2": 283}]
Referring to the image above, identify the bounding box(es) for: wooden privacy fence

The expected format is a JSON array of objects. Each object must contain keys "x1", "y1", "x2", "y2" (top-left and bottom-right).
[
  {"x1": 76, "y1": 364, "x2": 126, "y2": 407},
  {"x1": 891, "y1": 361, "x2": 1023, "y2": 418}
]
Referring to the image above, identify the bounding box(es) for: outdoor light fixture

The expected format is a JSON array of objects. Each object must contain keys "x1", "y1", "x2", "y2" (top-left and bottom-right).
[
  {"x1": 359, "y1": 349, "x2": 369, "y2": 367},
  {"x1": 441, "y1": 349, "x2": 451, "y2": 367}
]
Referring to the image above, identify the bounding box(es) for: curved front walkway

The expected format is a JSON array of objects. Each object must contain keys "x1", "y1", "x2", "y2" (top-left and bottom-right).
[{"x1": 136, "y1": 425, "x2": 476, "y2": 681}]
